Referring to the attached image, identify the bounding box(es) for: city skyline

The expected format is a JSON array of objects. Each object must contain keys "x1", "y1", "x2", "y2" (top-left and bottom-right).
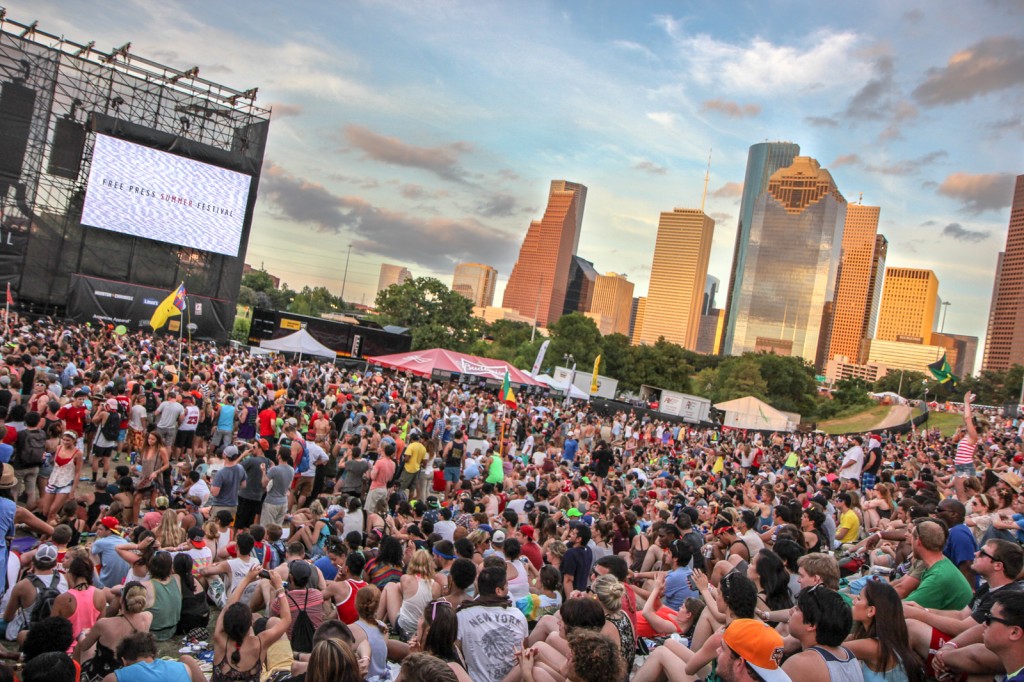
[{"x1": 22, "y1": 2, "x2": 1024, "y2": 365}]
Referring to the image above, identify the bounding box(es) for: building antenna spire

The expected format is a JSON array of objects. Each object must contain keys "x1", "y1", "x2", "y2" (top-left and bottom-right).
[
  {"x1": 700, "y1": 148, "x2": 712, "y2": 212},
  {"x1": 858, "y1": 192, "x2": 863, "y2": 205}
]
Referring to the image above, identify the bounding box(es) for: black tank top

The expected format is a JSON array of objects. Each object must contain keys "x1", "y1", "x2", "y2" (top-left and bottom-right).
[{"x1": 445, "y1": 442, "x2": 464, "y2": 469}]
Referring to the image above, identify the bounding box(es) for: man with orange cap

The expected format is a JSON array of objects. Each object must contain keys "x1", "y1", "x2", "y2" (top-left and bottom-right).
[{"x1": 718, "y1": 618, "x2": 792, "y2": 681}]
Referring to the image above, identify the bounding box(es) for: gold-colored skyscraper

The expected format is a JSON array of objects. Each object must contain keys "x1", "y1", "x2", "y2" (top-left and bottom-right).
[
  {"x1": 827, "y1": 204, "x2": 884, "y2": 363},
  {"x1": 876, "y1": 268, "x2": 939, "y2": 344},
  {"x1": 589, "y1": 273, "x2": 635, "y2": 336},
  {"x1": 636, "y1": 208, "x2": 715, "y2": 349},
  {"x1": 631, "y1": 297, "x2": 647, "y2": 346},
  {"x1": 452, "y1": 263, "x2": 497, "y2": 307}
]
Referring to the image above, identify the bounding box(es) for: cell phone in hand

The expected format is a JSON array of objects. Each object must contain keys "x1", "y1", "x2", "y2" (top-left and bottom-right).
[{"x1": 259, "y1": 570, "x2": 272, "y2": 579}]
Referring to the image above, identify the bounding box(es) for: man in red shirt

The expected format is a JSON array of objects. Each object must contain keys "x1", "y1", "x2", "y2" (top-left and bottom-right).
[
  {"x1": 258, "y1": 399, "x2": 280, "y2": 446},
  {"x1": 518, "y1": 525, "x2": 543, "y2": 570},
  {"x1": 57, "y1": 391, "x2": 89, "y2": 450}
]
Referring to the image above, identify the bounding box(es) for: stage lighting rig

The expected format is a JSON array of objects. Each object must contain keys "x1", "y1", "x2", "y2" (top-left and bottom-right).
[
  {"x1": 18, "y1": 20, "x2": 35, "y2": 38},
  {"x1": 73, "y1": 40, "x2": 94, "y2": 58},
  {"x1": 102, "y1": 42, "x2": 130, "y2": 63}
]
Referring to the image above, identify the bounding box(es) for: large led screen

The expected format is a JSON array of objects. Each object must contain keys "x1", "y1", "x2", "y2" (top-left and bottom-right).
[{"x1": 81, "y1": 134, "x2": 252, "y2": 256}]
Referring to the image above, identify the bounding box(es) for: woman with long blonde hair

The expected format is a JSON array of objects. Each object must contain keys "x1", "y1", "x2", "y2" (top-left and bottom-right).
[
  {"x1": 155, "y1": 509, "x2": 186, "y2": 548},
  {"x1": 863, "y1": 482, "x2": 894, "y2": 530},
  {"x1": 379, "y1": 548, "x2": 441, "y2": 637}
]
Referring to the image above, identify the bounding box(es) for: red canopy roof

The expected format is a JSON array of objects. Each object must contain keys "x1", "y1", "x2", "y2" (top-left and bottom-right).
[{"x1": 365, "y1": 348, "x2": 543, "y2": 386}]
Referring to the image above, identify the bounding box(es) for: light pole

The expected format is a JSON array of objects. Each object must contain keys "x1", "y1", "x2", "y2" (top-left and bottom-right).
[
  {"x1": 897, "y1": 368, "x2": 905, "y2": 397},
  {"x1": 339, "y1": 243, "x2": 353, "y2": 308},
  {"x1": 940, "y1": 301, "x2": 951, "y2": 333},
  {"x1": 562, "y1": 353, "x2": 576, "y2": 407}
]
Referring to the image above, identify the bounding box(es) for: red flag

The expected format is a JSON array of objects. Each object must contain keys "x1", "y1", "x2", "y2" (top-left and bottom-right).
[{"x1": 5, "y1": 284, "x2": 11, "y2": 306}]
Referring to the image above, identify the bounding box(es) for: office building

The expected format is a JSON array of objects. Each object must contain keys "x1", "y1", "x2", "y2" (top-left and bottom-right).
[
  {"x1": 563, "y1": 256, "x2": 599, "y2": 315},
  {"x1": 876, "y1": 268, "x2": 939, "y2": 344},
  {"x1": 932, "y1": 332, "x2": 979, "y2": 378},
  {"x1": 827, "y1": 204, "x2": 884, "y2": 364},
  {"x1": 727, "y1": 156, "x2": 847, "y2": 366},
  {"x1": 825, "y1": 355, "x2": 889, "y2": 384},
  {"x1": 695, "y1": 308, "x2": 725, "y2": 354},
  {"x1": 590, "y1": 272, "x2": 635, "y2": 336},
  {"x1": 502, "y1": 180, "x2": 588, "y2": 327},
  {"x1": 377, "y1": 264, "x2": 412, "y2": 295},
  {"x1": 631, "y1": 297, "x2": 647, "y2": 346},
  {"x1": 472, "y1": 306, "x2": 535, "y2": 325},
  {"x1": 983, "y1": 175, "x2": 1024, "y2": 371},
  {"x1": 452, "y1": 263, "x2": 497, "y2": 307},
  {"x1": 703, "y1": 276, "x2": 719, "y2": 315},
  {"x1": 721, "y1": 141, "x2": 801, "y2": 354},
  {"x1": 635, "y1": 208, "x2": 715, "y2": 349},
  {"x1": 865, "y1": 338, "x2": 947, "y2": 374}
]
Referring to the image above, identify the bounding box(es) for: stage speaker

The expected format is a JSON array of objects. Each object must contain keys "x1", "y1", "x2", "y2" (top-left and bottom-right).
[
  {"x1": 48, "y1": 117, "x2": 87, "y2": 180},
  {"x1": 0, "y1": 80, "x2": 36, "y2": 185}
]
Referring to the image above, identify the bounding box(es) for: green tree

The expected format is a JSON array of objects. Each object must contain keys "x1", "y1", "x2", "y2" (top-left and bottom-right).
[
  {"x1": 231, "y1": 317, "x2": 251, "y2": 343},
  {"x1": 621, "y1": 339, "x2": 694, "y2": 394},
  {"x1": 756, "y1": 353, "x2": 818, "y2": 414},
  {"x1": 547, "y1": 313, "x2": 603, "y2": 367},
  {"x1": 237, "y1": 285, "x2": 257, "y2": 308},
  {"x1": 831, "y1": 377, "x2": 873, "y2": 408},
  {"x1": 241, "y1": 269, "x2": 277, "y2": 293},
  {"x1": 375, "y1": 277, "x2": 480, "y2": 351},
  {"x1": 691, "y1": 366, "x2": 719, "y2": 399},
  {"x1": 599, "y1": 334, "x2": 632, "y2": 387},
  {"x1": 713, "y1": 355, "x2": 769, "y2": 403},
  {"x1": 873, "y1": 370, "x2": 929, "y2": 400},
  {"x1": 288, "y1": 286, "x2": 341, "y2": 317}
]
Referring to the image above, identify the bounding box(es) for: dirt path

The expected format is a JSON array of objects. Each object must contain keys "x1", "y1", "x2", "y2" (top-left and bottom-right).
[{"x1": 873, "y1": 404, "x2": 912, "y2": 429}]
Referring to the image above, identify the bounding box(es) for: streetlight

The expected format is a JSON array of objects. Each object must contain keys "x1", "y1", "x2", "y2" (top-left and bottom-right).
[
  {"x1": 940, "y1": 301, "x2": 951, "y2": 333},
  {"x1": 339, "y1": 243, "x2": 353, "y2": 309},
  {"x1": 563, "y1": 353, "x2": 576, "y2": 407},
  {"x1": 922, "y1": 379, "x2": 929, "y2": 404}
]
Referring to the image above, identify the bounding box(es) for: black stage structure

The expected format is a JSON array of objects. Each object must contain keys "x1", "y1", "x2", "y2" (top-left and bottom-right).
[{"x1": 0, "y1": 13, "x2": 270, "y2": 340}]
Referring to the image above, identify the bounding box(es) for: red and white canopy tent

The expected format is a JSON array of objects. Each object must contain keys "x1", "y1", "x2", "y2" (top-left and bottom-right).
[{"x1": 364, "y1": 348, "x2": 544, "y2": 386}]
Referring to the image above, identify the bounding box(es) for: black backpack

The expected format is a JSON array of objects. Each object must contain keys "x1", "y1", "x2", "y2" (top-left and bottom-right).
[
  {"x1": 286, "y1": 590, "x2": 316, "y2": 653},
  {"x1": 15, "y1": 429, "x2": 46, "y2": 467},
  {"x1": 144, "y1": 391, "x2": 159, "y2": 413},
  {"x1": 29, "y1": 573, "x2": 61, "y2": 625},
  {"x1": 101, "y1": 410, "x2": 121, "y2": 441}
]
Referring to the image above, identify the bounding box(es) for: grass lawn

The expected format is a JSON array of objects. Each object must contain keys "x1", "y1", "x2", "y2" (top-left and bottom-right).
[
  {"x1": 926, "y1": 411, "x2": 962, "y2": 436},
  {"x1": 817, "y1": 403, "x2": 893, "y2": 434}
]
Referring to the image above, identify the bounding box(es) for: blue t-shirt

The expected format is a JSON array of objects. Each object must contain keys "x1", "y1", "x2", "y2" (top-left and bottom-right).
[
  {"x1": 91, "y1": 534, "x2": 129, "y2": 588},
  {"x1": 563, "y1": 439, "x2": 579, "y2": 462},
  {"x1": 663, "y1": 566, "x2": 699, "y2": 610},
  {"x1": 0, "y1": 443, "x2": 12, "y2": 464},
  {"x1": 216, "y1": 404, "x2": 236, "y2": 432},
  {"x1": 115, "y1": 658, "x2": 191, "y2": 682},
  {"x1": 944, "y1": 524, "x2": 978, "y2": 569},
  {"x1": 314, "y1": 555, "x2": 339, "y2": 581}
]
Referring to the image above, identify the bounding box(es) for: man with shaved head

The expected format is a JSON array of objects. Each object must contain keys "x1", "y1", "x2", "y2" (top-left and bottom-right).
[{"x1": 936, "y1": 497, "x2": 978, "y2": 586}]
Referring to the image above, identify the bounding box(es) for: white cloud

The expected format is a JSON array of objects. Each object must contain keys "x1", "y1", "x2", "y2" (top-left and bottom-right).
[{"x1": 663, "y1": 27, "x2": 869, "y2": 95}]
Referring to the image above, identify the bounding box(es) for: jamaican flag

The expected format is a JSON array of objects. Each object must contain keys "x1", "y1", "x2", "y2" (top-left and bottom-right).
[{"x1": 928, "y1": 353, "x2": 957, "y2": 386}]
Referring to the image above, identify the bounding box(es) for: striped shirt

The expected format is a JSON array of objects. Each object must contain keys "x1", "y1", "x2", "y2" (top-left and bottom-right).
[{"x1": 955, "y1": 436, "x2": 976, "y2": 465}]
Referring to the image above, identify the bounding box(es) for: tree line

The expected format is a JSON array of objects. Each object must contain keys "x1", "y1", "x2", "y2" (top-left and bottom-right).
[{"x1": 241, "y1": 272, "x2": 1020, "y2": 419}]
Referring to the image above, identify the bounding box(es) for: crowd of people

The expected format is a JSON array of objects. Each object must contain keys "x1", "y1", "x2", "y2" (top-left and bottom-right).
[{"x1": 0, "y1": 318, "x2": 1023, "y2": 682}]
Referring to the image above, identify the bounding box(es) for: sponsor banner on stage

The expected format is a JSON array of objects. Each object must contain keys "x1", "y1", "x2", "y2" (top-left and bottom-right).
[{"x1": 66, "y1": 274, "x2": 231, "y2": 340}]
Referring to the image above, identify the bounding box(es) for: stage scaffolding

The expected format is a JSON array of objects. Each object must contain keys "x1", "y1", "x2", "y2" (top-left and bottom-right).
[{"x1": 0, "y1": 10, "x2": 271, "y2": 325}]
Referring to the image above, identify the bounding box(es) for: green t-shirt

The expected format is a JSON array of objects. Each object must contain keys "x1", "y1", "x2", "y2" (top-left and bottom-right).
[{"x1": 906, "y1": 557, "x2": 973, "y2": 610}]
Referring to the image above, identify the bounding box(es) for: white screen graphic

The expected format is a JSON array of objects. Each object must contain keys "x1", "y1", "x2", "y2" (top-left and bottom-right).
[{"x1": 81, "y1": 134, "x2": 252, "y2": 256}]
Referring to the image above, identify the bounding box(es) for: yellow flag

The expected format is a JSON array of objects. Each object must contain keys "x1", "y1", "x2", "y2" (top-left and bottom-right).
[
  {"x1": 149, "y1": 283, "x2": 186, "y2": 330},
  {"x1": 590, "y1": 355, "x2": 601, "y2": 394}
]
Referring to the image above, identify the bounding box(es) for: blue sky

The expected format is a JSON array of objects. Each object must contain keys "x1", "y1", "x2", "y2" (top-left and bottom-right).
[{"x1": 24, "y1": 1, "x2": 1024, "y2": 363}]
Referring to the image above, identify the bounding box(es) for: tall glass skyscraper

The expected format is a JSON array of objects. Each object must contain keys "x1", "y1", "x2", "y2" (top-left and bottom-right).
[
  {"x1": 728, "y1": 156, "x2": 847, "y2": 365},
  {"x1": 721, "y1": 142, "x2": 800, "y2": 355}
]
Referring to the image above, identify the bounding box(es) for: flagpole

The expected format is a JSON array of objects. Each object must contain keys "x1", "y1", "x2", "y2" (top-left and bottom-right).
[
  {"x1": 4, "y1": 284, "x2": 9, "y2": 339},
  {"x1": 498, "y1": 401, "x2": 506, "y2": 457},
  {"x1": 177, "y1": 289, "x2": 185, "y2": 372}
]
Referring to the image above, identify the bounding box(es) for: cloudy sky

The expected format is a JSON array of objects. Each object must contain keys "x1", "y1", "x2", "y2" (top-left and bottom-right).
[{"x1": 22, "y1": 1, "x2": 1024, "y2": 362}]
